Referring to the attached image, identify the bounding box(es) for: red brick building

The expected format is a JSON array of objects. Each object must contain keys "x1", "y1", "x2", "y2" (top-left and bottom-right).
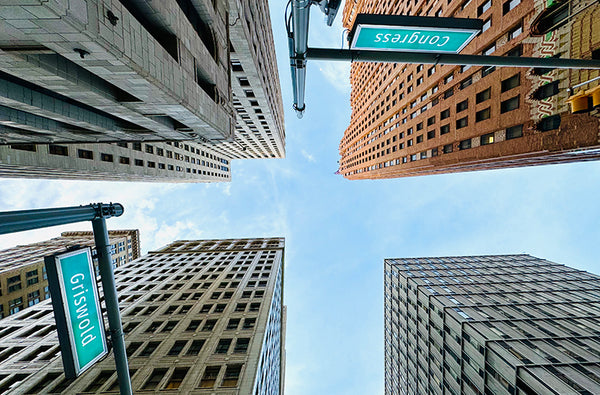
[{"x1": 339, "y1": 0, "x2": 600, "y2": 179}]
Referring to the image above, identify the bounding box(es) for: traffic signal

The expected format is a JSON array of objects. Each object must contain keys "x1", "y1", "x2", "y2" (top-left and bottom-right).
[{"x1": 566, "y1": 85, "x2": 600, "y2": 113}]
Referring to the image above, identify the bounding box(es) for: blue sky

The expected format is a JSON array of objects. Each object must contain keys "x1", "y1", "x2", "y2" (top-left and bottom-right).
[{"x1": 1, "y1": 2, "x2": 600, "y2": 394}]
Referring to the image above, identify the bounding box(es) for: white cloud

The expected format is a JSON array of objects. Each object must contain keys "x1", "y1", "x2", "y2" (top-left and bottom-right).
[
  {"x1": 318, "y1": 62, "x2": 351, "y2": 93},
  {"x1": 301, "y1": 149, "x2": 316, "y2": 162},
  {"x1": 0, "y1": 178, "x2": 187, "y2": 253}
]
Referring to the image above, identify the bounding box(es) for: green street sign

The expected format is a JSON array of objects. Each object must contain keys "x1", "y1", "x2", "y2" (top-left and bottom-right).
[
  {"x1": 350, "y1": 14, "x2": 483, "y2": 53},
  {"x1": 45, "y1": 248, "x2": 107, "y2": 378}
]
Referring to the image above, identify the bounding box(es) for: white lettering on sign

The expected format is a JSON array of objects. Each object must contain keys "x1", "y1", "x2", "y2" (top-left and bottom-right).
[
  {"x1": 373, "y1": 31, "x2": 451, "y2": 47},
  {"x1": 70, "y1": 274, "x2": 97, "y2": 347}
]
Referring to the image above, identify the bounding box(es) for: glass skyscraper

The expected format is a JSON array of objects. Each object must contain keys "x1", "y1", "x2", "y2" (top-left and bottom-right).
[{"x1": 385, "y1": 254, "x2": 600, "y2": 395}]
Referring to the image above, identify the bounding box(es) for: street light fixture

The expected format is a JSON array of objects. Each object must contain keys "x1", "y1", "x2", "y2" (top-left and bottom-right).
[{"x1": 287, "y1": 0, "x2": 341, "y2": 118}]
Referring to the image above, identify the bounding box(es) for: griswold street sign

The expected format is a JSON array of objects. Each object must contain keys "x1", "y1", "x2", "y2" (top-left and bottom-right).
[
  {"x1": 45, "y1": 247, "x2": 107, "y2": 378},
  {"x1": 349, "y1": 14, "x2": 483, "y2": 53}
]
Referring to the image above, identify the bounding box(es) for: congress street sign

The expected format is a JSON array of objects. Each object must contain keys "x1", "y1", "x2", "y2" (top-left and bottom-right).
[{"x1": 349, "y1": 14, "x2": 483, "y2": 53}]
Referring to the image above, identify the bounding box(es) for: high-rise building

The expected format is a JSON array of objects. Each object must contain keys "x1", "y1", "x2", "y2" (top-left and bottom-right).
[
  {"x1": 0, "y1": 237, "x2": 285, "y2": 394},
  {"x1": 384, "y1": 254, "x2": 600, "y2": 395},
  {"x1": 339, "y1": 0, "x2": 600, "y2": 179},
  {"x1": 0, "y1": 0, "x2": 284, "y2": 182},
  {"x1": 0, "y1": 229, "x2": 139, "y2": 319}
]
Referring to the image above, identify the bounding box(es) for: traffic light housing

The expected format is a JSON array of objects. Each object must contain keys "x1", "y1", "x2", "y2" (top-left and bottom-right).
[{"x1": 567, "y1": 85, "x2": 600, "y2": 113}]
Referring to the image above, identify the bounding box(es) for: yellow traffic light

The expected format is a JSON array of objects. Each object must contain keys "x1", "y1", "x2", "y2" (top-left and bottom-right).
[
  {"x1": 567, "y1": 85, "x2": 600, "y2": 113},
  {"x1": 567, "y1": 91, "x2": 590, "y2": 113},
  {"x1": 587, "y1": 85, "x2": 600, "y2": 108}
]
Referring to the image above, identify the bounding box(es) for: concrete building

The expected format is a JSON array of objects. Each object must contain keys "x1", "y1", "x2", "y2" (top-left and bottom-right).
[
  {"x1": 0, "y1": 0, "x2": 284, "y2": 182},
  {"x1": 384, "y1": 254, "x2": 600, "y2": 395},
  {"x1": 0, "y1": 229, "x2": 139, "y2": 319},
  {"x1": 0, "y1": 237, "x2": 285, "y2": 394},
  {"x1": 339, "y1": 0, "x2": 600, "y2": 179}
]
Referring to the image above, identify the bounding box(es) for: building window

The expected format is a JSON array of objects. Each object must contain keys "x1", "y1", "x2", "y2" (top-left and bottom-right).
[
  {"x1": 100, "y1": 153, "x2": 113, "y2": 162},
  {"x1": 456, "y1": 117, "x2": 468, "y2": 129},
  {"x1": 165, "y1": 367, "x2": 189, "y2": 389},
  {"x1": 501, "y1": 96, "x2": 520, "y2": 113},
  {"x1": 441, "y1": 109, "x2": 450, "y2": 119},
  {"x1": 242, "y1": 318, "x2": 256, "y2": 330},
  {"x1": 506, "y1": 124, "x2": 524, "y2": 139},
  {"x1": 444, "y1": 74, "x2": 454, "y2": 84},
  {"x1": 48, "y1": 145, "x2": 68, "y2": 156},
  {"x1": 443, "y1": 144, "x2": 453, "y2": 153},
  {"x1": 532, "y1": 81, "x2": 560, "y2": 100},
  {"x1": 78, "y1": 149, "x2": 93, "y2": 160},
  {"x1": 506, "y1": 44, "x2": 523, "y2": 57},
  {"x1": 84, "y1": 371, "x2": 113, "y2": 392},
  {"x1": 476, "y1": 108, "x2": 491, "y2": 122},
  {"x1": 142, "y1": 368, "x2": 167, "y2": 390},
  {"x1": 186, "y1": 339, "x2": 205, "y2": 356},
  {"x1": 501, "y1": 74, "x2": 520, "y2": 92},
  {"x1": 428, "y1": 66, "x2": 436, "y2": 76},
  {"x1": 215, "y1": 339, "x2": 232, "y2": 354},
  {"x1": 10, "y1": 144, "x2": 36, "y2": 152},
  {"x1": 482, "y1": 18, "x2": 491, "y2": 32},
  {"x1": 427, "y1": 130, "x2": 436, "y2": 139},
  {"x1": 417, "y1": 135, "x2": 423, "y2": 143},
  {"x1": 199, "y1": 366, "x2": 220, "y2": 388},
  {"x1": 482, "y1": 44, "x2": 495, "y2": 56},
  {"x1": 456, "y1": 99, "x2": 468, "y2": 112},
  {"x1": 203, "y1": 319, "x2": 217, "y2": 331},
  {"x1": 482, "y1": 66, "x2": 495, "y2": 77},
  {"x1": 139, "y1": 341, "x2": 160, "y2": 357},
  {"x1": 459, "y1": 139, "x2": 472, "y2": 150},
  {"x1": 186, "y1": 320, "x2": 201, "y2": 331},
  {"x1": 476, "y1": 88, "x2": 491, "y2": 103},
  {"x1": 226, "y1": 318, "x2": 240, "y2": 330},
  {"x1": 480, "y1": 133, "x2": 495, "y2": 145},
  {"x1": 221, "y1": 364, "x2": 243, "y2": 388},
  {"x1": 427, "y1": 116, "x2": 436, "y2": 126},
  {"x1": 508, "y1": 23, "x2": 523, "y2": 40},
  {"x1": 8, "y1": 275, "x2": 21, "y2": 293},
  {"x1": 459, "y1": 77, "x2": 472, "y2": 90},
  {"x1": 119, "y1": 157, "x2": 130, "y2": 165},
  {"x1": 167, "y1": 340, "x2": 187, "y2": 356},
  {"x1": 444, "y1": 88, "x2": 454, "y2": 98},
  {"x1": 440, "y1": 124, "x2": 450, "y2": 135},
  {"x1": 132, "y1": 143, "x2": 142, "y2": 151},
  {"x1": 161, "y1": 321, "x2": 177, "y2": 332},
  {"x1": 233, "y1": 338, "x2": 250, "y2": 354},
  {"x1": 134, "y1": 159, "x2": 143, "y2": 166},
  {"x1": 537, "y1": 115, "x2": 561, "y2": 131},
  {"x1": 477, "y1": 0, "x2": 492, "y2": 15},
  {"x1": 503, "y1": 0, "x2": 521, "y2": 14}
]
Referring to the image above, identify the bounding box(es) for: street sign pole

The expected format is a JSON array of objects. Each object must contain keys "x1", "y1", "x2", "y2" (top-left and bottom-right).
[
  {"x1": 305, "y1": 47, "x2": 600, "y2": 69},
  {"x1": 0, "y1": 203, "x2": 131, "y2": 395},
  {"x1": 92, "y1": 213, "x2": 132, "y2": 395}
]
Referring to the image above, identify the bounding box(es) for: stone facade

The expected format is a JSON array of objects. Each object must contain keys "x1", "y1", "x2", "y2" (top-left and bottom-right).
[
  {"x1": 0, "y1": 237, "x2": 285, "y2": 394},
  {"x1": 0, "y1": 0, "x2": 284, "y2": 182}
]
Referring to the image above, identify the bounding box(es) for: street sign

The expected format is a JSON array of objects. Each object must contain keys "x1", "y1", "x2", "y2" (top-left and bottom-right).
[
  {"x1": 45, "y1": 247, "x2": 107, "y2": 378},
  {"x1": 349, "y1": 14, "x2": 483, "y2": 53}
]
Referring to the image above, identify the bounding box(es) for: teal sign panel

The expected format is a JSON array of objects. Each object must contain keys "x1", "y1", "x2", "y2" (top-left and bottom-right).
[
  {"x1": 351, "y1": 25, "x2": 480, "y2": 53},
  {"x1": 46, "y1": 248, "x2": 107, "y2": 377}
]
